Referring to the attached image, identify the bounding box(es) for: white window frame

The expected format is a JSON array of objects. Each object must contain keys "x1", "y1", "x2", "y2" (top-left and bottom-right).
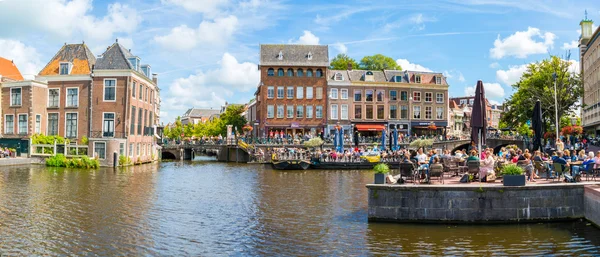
[
  {"x1": 48, "y1": 88, "x2": 60, "y2": 108},
  {"x1": 334, "y1": 72, "x2": 343, "y2": 81},
  {"x1": 425, "y1": 106, "x2": 432, "y2": 119},
  {"x1": 413, "y1": 91, "x2": 421, "y2": 102},
  {"x1": 93, "y1": 141, "x2": 106, "y2": 160},
  {"x1": 129, "y1": 143, "x2": 133, "y2": 157},
  {"x1": 390, "y1": 90, "x2": 397, "y2": 101},
  {"x1": 436, "y1": 107, "x2": 444, "y2": 120},
  {"x1": 415, "y1": 75, "x2": 422, "y2": 83},
  {"x1": 287, "y1": 87, "x2": 294, "y2": 99},
  {"x1": 17, "y1": 113, "x2": 27, "y2": 135},
  {"x1": 296, "y1": 105, "x2": 304, "y2": 118},
  {"x1": 277, "y1": 86, "x2": 284, "y2": 99},
  {"x1": 103, "y1": 78, "x2": 117, "y2": 102},
  {"x1": 277, "y1": 105, "x2": 284, "y2": 118},
  {"x1": 59, "y1": 62, "x2": 71, "y2": 75},
  {"x1": 340, "y1": 89, "x2": 348, "y2": 100},
  {"x1": 316, "y1": 106, "x2": 323, "y2": 119},
  {"x1": 4, "y1": 114, "x2": 14, "y2": 134},
  {"x1": 306, "y1": 105, "x2": 313, "y2": 119},
  {"x1": 287, "y1": 105, "x2": 294, "y2": 118},
  {"x1": 66, "y1": 87, "x2": 79, "y2": 107},
  {"x1": 267, "y1": 86, "x2": 274, "y2": 99},
  {"x1": 10, "y1": 87, "x2": 22, "y2": 106},
  {"x1": 306, "y1": 87, "x2": 313, "y2": 99},
  {"x1": 425, "y1": 92, "x2": 433, "y2": 103},
  {"x1": 436, "y1": 76, "x2": 442, "y2": 84},
  {"x1": 297, "y1": 86, "x2": 304, "y2": 99},
  {"x1": 47, "y1": 113, "x2": 59, "y2": 136},
  {"x1": 267, "y1": 105, "x2": 274, "y2": 118},
  {"x1": 413, "y1": 106, "x2": 421, "y2": 119},
  {"x1": 103, "y1": 112, "x2": 115, "y2": 137},
  {"x1": 316, "y1": 87, "x2": 323, "y2": 99},
  {"x1": 341, "y1": 104, "x2": 348, "y2": 120},
  {"x1": 35, "y1": 114, "x2": 41, "y2": 134},
  {"x1": 330, "y1": 88, "x2": 338, "y2": 99},
  {"x1": 65, "y1": 112, "x2": 78, "y2": 138},
  {"x1": 330, "y1": 104, "x2": 338, "y2": 120},
  {"x1": 436, "y1": 93, "x2": 444, "y2": 103}
]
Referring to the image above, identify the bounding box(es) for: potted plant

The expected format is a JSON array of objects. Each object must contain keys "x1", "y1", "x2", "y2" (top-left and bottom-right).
[
  {"x1": 373, "y1": 163, "x2": 390, "y2": 184},
  {"x1": 501, "y1": 164, "x2": 525, "y2": 186}
]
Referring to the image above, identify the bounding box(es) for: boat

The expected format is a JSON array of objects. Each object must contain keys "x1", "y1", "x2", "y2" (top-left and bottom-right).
[
  {"x1": 272, "y1": 160, "x2": 311, "y2": 170},
  {"x1": 309, "y1": 158, "x2": 399, "y2": 170}
]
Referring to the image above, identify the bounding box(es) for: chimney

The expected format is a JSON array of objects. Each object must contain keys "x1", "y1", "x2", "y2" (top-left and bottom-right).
[
  {"x1": 152, "y1": 73, "x2": 158, "y2": 85},
  {"x1": 347, "y1": 62, "x2": 352, "y2": 71}
]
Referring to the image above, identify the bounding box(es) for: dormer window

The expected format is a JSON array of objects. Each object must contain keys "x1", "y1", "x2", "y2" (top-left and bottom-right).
[
  {"x1": 435, "y1": 76, "x2": 442, "y2": 84},
  {"x1": 59, "y1": 62, "x2": 71, "y2": 75},
  {"x1": 334, "y1": 72, "x2": 343, "y2": 81},
  {"x1": 128, "y1": 57, "x2": 140, "y2": 71},
  {"x1": 365, "y1": 71, "x2": 374, "y2": 82},
  {"x1": 415, "y1": 75, "x2": 422, "y2": 83},
  {"x1": 307, "y1": 51, "x2": 313, "y2": 60},
  {"x1": 394, "y1": 75, "x2": 402, "y2": 82},
  {"x1": 277, "y1": 51, "x2": 283, "y2": 60},
  {"x1": 141, "y1": 65, "x2": 151, "y2": 78}
]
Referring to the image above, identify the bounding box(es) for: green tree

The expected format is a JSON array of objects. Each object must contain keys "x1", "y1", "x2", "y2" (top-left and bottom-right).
[
  {"x1": 501, "y1": 56, "x2": 582, "y2": 132},
  {"x1": 330, "y1": 53, "x2": 359, "y2": 70},
  {"x1": 217, "y1": 105, "x2": 247, "y2": 135},
  {"x1": 359, "y1": 54, "x2": 401, "y2": 70}
]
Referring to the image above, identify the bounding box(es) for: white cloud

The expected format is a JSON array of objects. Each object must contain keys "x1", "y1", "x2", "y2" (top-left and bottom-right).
[
  {"x1": 464, "y1": 82, "x2": 505, "y2": 99},
  {"x1": 443, "y1": 70, "x2": 465, "y2": 82},
  {"x1": 489, "y1": 62, "x2": 500, "y2": 68},
  {"x1": 488, "y1": 99, "x2": 501, "y2": 106},
  {"x1": 490, "y1": 27, "x2": 556, "y2": 59},
  {"x1": 290, "y1": 31, "x2": 320, "y2": 45},
  {"x1": 561, "y1": 40, "x2": 578, "y2": 50},
  {"x1": 163, "y1": 53, "x2": 259, "y2": 119},
  {"x1": 383, "y1": 13, "x2": 437, "y2": 32},
  {"x1": 410, "y1": 13, "x2": 436, "y2": 31},
  {"x1": 458, "y1": 72, "x2": 465, "y2": 82},
  {"x1": 333, "y1": 43, "x2": 347, "y2": 54},
  {"x1": 154, "y1": 15, "x2": 238, "y2": 51},
  {"x1": 496, "y1": 64, "x2": 528, "y2": 86},
  {"x1": 0, "y1": 39, "x2": 42, "y2": 80},
  {"x1": 161, "y1": 0, "x2": 229, "y2": 14},
  {"x1": 395, "y1": 59, "x2": 431, "y2": 72},
  {"x1": 567, "y1": 59, "x2": 580, "y2": 74}
]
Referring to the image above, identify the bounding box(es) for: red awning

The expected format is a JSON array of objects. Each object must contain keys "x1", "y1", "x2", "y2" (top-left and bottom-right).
[{"x1": 355, "y1": 124, "x2": 385, "y2": 131}]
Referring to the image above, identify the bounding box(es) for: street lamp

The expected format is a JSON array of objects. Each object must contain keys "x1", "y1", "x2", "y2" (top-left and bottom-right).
[
  {"x1": 553, "y1": 72, "x2": 559, "y2": 141},
  {"x1": 408, "y1": 96, "x2": 413, "y2": 136}
]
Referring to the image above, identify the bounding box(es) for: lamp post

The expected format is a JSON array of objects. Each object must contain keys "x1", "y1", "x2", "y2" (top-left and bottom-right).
[
  {"x1": 408, "y1": 96, "x2": 413, "y2": 136},
  {"x1": 553, "y1": 72, "x2": 559, "y2": 142}
]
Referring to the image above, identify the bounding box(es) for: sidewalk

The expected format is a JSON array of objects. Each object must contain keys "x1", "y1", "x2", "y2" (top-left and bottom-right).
[{"x1": 0, "y1": 157, "x2": 34, "y2": 167}]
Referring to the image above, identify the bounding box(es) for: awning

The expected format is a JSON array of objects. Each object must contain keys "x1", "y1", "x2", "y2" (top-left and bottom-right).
[{"x1": 356, "y1": 124, "x2": 385, "y2": 131}]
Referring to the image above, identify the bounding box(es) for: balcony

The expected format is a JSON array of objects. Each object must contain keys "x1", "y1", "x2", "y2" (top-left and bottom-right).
[{"x1": 91, "y1": 131, "x2": 126, "y2": 138}]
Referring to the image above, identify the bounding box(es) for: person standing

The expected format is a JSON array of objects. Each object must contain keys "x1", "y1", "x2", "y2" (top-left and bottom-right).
[{"x1": 556, "y1": 138, "x2": 565, "y2": 152}]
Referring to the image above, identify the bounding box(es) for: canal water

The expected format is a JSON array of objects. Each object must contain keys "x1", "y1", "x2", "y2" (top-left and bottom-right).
[{"x1": 1, "y1": 158, "x2": 600, "y2": 256}]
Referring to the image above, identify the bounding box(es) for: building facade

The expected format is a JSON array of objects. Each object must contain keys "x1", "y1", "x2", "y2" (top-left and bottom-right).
[
  {"x1": 449, "y1": 96, "x2": 502, "y2": 129},
  {"x1": 580, "y1": 15, "x2": 600, "y2": 133},
  {"x1": 255, "y1": 44, "x2": 328, "y2": 137},
  {"x1": 181, "y1": 108, "x2": 221, "y2": 125}
]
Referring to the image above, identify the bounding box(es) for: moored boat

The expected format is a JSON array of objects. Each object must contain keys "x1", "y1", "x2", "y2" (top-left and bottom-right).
[{"x1": 272, "y1": 160, "x2": 311, "y2": 170}]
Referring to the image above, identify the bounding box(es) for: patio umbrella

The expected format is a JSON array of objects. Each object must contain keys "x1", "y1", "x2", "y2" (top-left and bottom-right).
[
  {"x1": 333, "y1": 128, "x2": 338, "y2": 152},
  {"x1": 471, "y1": 80, "x2": 487, "y2": 153},
  {"x1": 394, "y1": 126, "x2": 398, "y2": 150},
  {"x1": 532, "y1": 100, "x2": 543, "y2": 151},
  {"x1": 353, "y1": 130, "x2": 359, "y2": 147},
  {"x1": 381, "y1": 129, "x2": 386, "y2": 150},
  {"x1": 338, "y1": 126, "x2": 344, "y2": 152},
  {"x1": 388, "y1": 129, "x2": 393, "y2": 150}
]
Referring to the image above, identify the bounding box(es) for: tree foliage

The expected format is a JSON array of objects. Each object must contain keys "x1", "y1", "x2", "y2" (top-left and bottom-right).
[
  {"x1": 330, "y1": 54, "x2": 359, "y2": 70},
  {"x1": 360, "y1": 54, "x2": 401, "y2": 70},
  {"x1": 501, "y1": 56, "x2": 582, "y2": 132},
  {"x1": 163, "y1": 105, "x2": 248, "y2": 139}
]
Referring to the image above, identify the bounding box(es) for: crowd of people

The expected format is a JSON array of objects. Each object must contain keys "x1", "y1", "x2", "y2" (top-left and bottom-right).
[{"x1": 0, "y1": 147, "x2": 15, "y2": 158}]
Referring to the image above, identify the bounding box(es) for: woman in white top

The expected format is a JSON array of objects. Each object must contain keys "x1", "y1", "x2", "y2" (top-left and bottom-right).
[
  {"x1": 479, "y1": 149, "x2": 495, "y2": 180},
  {"x1": 556, "y1": 138, "x2": 564, "y2": 152}
]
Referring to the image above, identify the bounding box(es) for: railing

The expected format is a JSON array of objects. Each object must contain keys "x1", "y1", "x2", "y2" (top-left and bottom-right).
[
  {"x1": 31, "y1": 142, "x2": 88, "y2": 157},
  {"x1": 90, "y1": 131, "x2": 126, "y2": 138}
]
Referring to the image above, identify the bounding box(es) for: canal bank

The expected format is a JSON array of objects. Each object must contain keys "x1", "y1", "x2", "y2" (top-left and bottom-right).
[
  {"x1": 0, "y1": 157, "x2": 36, "y2": 167},
  {"x1": 368, "y1": 182, "x2": 600, "y2": 226}
]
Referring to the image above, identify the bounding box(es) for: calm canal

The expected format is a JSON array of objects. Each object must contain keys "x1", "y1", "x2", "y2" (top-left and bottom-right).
[{"x1": 1, "y1": 158, "x2": 600, "y2": 255}]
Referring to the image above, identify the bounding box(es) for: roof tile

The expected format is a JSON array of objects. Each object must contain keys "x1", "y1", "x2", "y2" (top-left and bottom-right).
[{"x1": 0, "y1": 57, "x2": 23, "y2": 81}]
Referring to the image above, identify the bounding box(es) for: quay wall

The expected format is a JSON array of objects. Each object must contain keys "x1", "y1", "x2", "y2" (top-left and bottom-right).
[
  {"x1": 367, "y1": 184, "x2": 586, "y2": 223},
  {"x1": 584, "y1": 185, "x2": 600, "y2": 227}
]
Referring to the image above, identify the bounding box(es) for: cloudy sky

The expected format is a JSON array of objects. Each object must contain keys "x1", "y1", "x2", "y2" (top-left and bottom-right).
[{"x1": 0, "y1": 0, "x2": 593, "y2": 123}]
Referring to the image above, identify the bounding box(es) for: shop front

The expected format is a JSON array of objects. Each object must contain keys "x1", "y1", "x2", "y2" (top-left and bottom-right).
[
  {"x1": 410, "y1": 121, "x2": 448, "y2": 137},
  {"x1": 326, "y1": 124, "x2": 352, "y2": 138},
  {"x1": 354, "y1": 123, "x2": 387, "y2": 138}
]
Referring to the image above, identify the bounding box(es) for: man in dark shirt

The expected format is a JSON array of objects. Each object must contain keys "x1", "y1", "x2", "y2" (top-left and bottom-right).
[{"x1": 554, "y1": 152, "x2": 570, "y2": 178}]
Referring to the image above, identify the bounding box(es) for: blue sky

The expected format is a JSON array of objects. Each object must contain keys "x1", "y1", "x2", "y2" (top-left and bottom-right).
[{"x1": 0, "y1": 0, "x2": 593, "y2": 123}]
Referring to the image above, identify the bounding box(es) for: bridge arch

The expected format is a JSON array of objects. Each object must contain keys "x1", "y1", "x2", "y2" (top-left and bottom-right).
[
  {"x1": 451, "y1": 143, "x2": 471, "y2": 154},
  {"x1": 162, "y1": 151, "x2": 177, "y2": 160}
]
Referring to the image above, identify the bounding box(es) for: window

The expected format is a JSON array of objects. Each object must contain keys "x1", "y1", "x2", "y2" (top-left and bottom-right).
[
  {"x1": 139, "y1": 84, "x2": 143, "y2": 100},
  {"x1": 390, "y1": 105, "x2": 397, "y2": 119},
  {"x1": 316, "y1": 87, "x2": 323, "y2": 99},
  {"x1": 104, "y1": 79, "x2": 116, "y2": 101},
  {"x1": 390, "y1": 90, "x2": 397, "y2": 101},
  {"x1": 129, "y1": 143, "x2": 133, "y2": 157},
  {"x1": 413, "y1": 91, "x2": 421, "y2": 102},
  {"x1": 130, "y1": 106, "x2": 136, "y2": 135},
  {"x1": 366, "y1": 90, "x2": 373, "y2": 102},
  {"x1": 306, "y1": 87, "x2": 313, "y2": 99},
  {"x1": 401, "y1": 91, "x2": 408, "y2": 101},
  {"x1": 94, "y1": 142, "x2": 106, "y2": 160},
  {"x1": 296, "y1": 105, "x2": 304, "y2": 118},
  {"x1": 316, "y1": 105, "x2": 323, "y2": 118},
  {"x1": 400, "y1": 105, "x2": 408, "y2": 119},
  {"x1": 354, "y1": 105, "x2": 362, "y2": 119},
  {"x1": 4, "y1": 115, "x2": 13, "y2": 134},
  {"x1": 330, "y1": 88, "x2": 338, "y2": 99},
  {"x1": 137, "y1": 143, "x2": 140, "y2": 156},
  {"x1": 436, "y1": 76, "x2": 442, "y2": 84},
  {"x1": 436, "y1": 93, "x2": 444, "y2": 103},
  {"x1": 287, "y1": 68, "x2": 294, "y2": 77},
  {"x1": 267, "y1": 105, "x2": 274, "y2": 118},
  {"x1": 287, "y1": 87, "x2": 294, "y2": 99},
  {"x1": 366, "y1": 105, "x2": 374, "y2": 119},
  {"x1": 66, "y1": 113, "x2": 78, "y2": 138},
  {"x1": 334, "y1": 72, "x2": 343, "y2": 81},
  {"x1": 35, "y1": 114, "x2": 41, "y2": 134},
  {"x1": 287, "y1": 105, "x2": 294, "y2": 118},
  {"x1": 341, "y1": 104, "x2": 348, "y2": 120},
  {"x1": 354, "y1": 90, "x2": 362, "y2": 101},
  {"x1": 377, "y1": 105, "x2": 384, "y2": 119},
  {"x1": 413, "y1": 106, "x2": 421, "y2": 119},
  {"x1": 394, "y1": 75, "x2": 402, "y2": 82},
  {"x1": 277, "y1": 86, "x2": 284, "y2": 99},
  {"x1": 377, "y1": 90, "x2": 384, "y2": 102},
  {"x1": 48, "y1": 89, "x2": 59, "y2": 107},
  {"x1": 138, "y1": 109, "x2": 143, "y2": 135},
  {"x1": 132, "y1": 82, "x2": 136, "y2": 97},
  {"x1": 277, "y1": 68, "x2": 284, "y2": 76},
  {"x1": 120, "y1": 143, "x2": 125, "y2": 156},
  {"x1": 103, "y1": 113, "x2": 115, "y2": 137},
  {"x1": 296, "y1": 86, "x2": 303, "y2": 99},
  {"x1": 59, "y1": 63, "x2": 70, "y2": 75},
  {"x1": 415, "y1": 75, "x2": 421, "y2": 83},
  {"x1": 340, "y1": 89, "x2": 348, "y2": 99},
  {"x1": 277, "y1": 105, "x2": 284, "y2": 118},
  {"x1": 11, "y1": 88, "x2": 21, "y2": 106},
  {"x1": 66, "y1": 88, "x2": 78, "y2": 107},
  {"x1": 330, "y1": 104, "x2": 338, "y2": 119},
  {"x1": 425, "y1": 92, "x2": 432, "y2": 102},
  {"x1": 460, "y1": 99, "x2": 467, "y2": 105},
  {"x1": 306, "y1": 105, "x2": 313, "y2": 118},
  {"x1": 436, "y1": 107, "x2": 444, "y2": 120},
  {"x1": 149, "y1": 111, "x2": 153, "y2": 127},
  {"x1": 469, "y1": 99, "x2": 474, "y2": 105},
  {"x1": 307, "y1": 69, "x2": 313, "y2": 77},
  {"x1": 316, "y1": 69, "x2": 323, "y2": 77},
  {"x1": 145, "y1": 87, "x2": 149, "y2": 102},
  {"x1": 267, "y1": 86, "x2": 274, "y2": 99},
  {"x1": 297, "y1": 69, "x2": 304, "y2": 77},
  {"x1": 425, "y1": 106, "x2": 432, "y2": 119},
  {"x1": 267, "y1": 68, "x2": 274, "y2": 76},
  {"x1": 48, "y1": 113, "x2": 58, "y2": 135}
]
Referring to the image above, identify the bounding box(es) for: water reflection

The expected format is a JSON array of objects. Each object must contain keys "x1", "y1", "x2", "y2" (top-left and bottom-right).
[{"x1": 0, "y1": 162, "x2": 598, "y2": 256}]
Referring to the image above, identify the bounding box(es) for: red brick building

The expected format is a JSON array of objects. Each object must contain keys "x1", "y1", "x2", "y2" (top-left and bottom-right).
[{"x1": 255, "y1": 44, "x2": 328, "y2": 137}]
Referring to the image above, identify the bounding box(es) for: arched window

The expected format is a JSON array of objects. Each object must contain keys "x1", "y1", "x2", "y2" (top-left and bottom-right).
[
  {"x1": 366, "y1": 71, "x2": 374, "y2": 76},
  {"x1": 316, "y1": 69, "x2": 323, "y2": 78},
  {"x1": 267, "y1": 68, "x2": 274, "y2": 76},
  {"x1": 287, "y1": 68, "x2": 294, "y2": 77},
  {"x1": 297, "y1": 68, "x2": 304, "y2": 77},
  {"x1": 307, "y1": 69, "x2": 313, "y2": 77},
  {"x1": 277, "y1": 68, "x2": 284, "y2": 77}
]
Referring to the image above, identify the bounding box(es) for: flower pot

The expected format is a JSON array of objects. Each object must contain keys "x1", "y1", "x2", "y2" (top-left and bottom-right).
[
  {"x1": 374, "y1": 173, "x2": 387, "y2": 184},
  {"x1": 503, "y1": 175, "x2": 526, "y2": 186}
]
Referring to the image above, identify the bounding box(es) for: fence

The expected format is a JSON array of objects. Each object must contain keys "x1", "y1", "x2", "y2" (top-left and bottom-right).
[{"x1": 31, "y1": 141, "x2": 89, "y2": 158}]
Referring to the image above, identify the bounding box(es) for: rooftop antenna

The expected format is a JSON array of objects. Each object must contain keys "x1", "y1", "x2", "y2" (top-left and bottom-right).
[{"x1": 585, "y1": 9, "x2": 588, "y2": 20}]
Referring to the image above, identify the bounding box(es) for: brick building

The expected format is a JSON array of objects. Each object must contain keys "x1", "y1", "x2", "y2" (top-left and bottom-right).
[
  {"x1": 255, "y1": 44, "x2": 328, "y2": 137},
  {"x1": 449, "y1": 96, "x2": 502, "y2": 129}
]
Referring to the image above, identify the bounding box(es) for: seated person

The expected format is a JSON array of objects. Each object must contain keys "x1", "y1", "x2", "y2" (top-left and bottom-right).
[
  {"x1": 554, "y1": 151, "x2": 570, "y2": 175},
  {"x1": 573, "y1": 152, "x2": 595, "y2": 176},
  {"x1": 479, "y1": 149, "x2": 495, "y2": 180},
  {"x1": 466, "y1": 150, "x2": 479, "y2": 162}
]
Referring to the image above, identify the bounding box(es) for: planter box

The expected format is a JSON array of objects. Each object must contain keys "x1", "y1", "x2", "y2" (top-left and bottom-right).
[
  {"x1": 503, "y1": 175, "x2": 526, "y2": 186},
  {"x1": 374, "y1": 173, "x2": 387, "y2": 184}
]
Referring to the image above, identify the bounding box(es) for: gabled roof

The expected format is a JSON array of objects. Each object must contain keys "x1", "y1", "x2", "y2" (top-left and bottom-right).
[
  {"x1": 260, "y1": 44, "x2": 329, "y2": 67},
  {"x1": 183, "y1": 108, "x2": 221, "y2": 118},
  {"x1": 449, "y1": 100, "x2": 458, "y2": 109},
  {"x1": 327, "y1": 70, "x2": 350, "y2": 82},
  {"x1": 0, "y1": 57, "x2": 23, "y2": 81},
  {"x1": 95, "y1": 42, "x2": 134, "y2": 70},
  {"x1": 39, "y1": 43, "x2": 96, "y2": 76}
]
